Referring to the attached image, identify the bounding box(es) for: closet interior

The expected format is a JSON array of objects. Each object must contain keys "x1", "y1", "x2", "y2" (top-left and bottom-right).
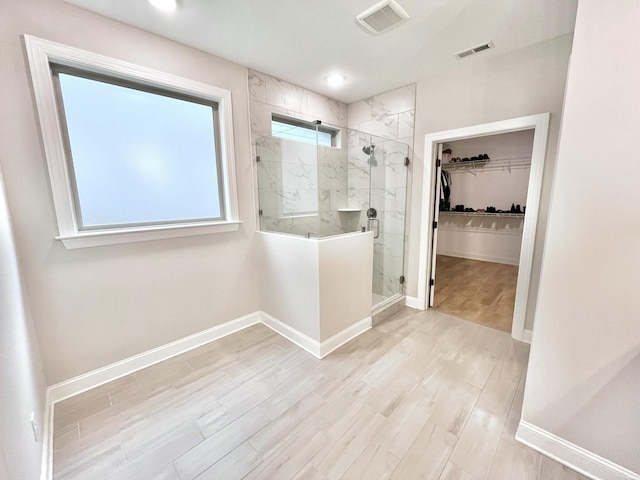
[{"x1": 433, "y1": 129, "x2": 534, "y2": 332}]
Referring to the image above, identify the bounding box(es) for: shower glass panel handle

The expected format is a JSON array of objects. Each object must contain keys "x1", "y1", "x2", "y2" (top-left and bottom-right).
[{"x1": 367, "y1": 218, "x2": 380, "y2": 238}]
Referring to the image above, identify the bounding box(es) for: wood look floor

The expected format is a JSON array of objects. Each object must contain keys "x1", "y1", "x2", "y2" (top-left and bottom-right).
[
  {"x1": 52, "y1": 308, "x2": 588, "y2": 480},
  {"x1": 433, "y1": 255, "x2": 518, "y2": 333}
]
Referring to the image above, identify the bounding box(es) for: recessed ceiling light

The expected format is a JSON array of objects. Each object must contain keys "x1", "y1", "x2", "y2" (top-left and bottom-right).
[
  {"x1": 326, "y1": 74, "x2": 346, "y2": 88},
  {"x1": 149, "y1": 0, "x2": 177, "y2": 12}
]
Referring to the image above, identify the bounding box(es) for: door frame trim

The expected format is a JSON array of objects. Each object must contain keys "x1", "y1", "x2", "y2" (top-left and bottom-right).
[{"x1": 416, "y1": 113, "x2": 550, "y2": 342}]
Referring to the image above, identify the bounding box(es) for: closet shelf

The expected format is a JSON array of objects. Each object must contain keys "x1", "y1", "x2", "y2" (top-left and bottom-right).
[
  {"x1": 443, "y1": 156, "x2": 531, "y2": 172},
  {"x1": 440, "y1": 211, "x2": 525, "y2": 218}
]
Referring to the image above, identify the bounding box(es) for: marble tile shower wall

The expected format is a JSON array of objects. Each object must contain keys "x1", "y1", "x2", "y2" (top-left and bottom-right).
[
  {"x1": 248, "y1": 70, "x2": 416, "y2": 297},
  {"x1": 256, "y1": 137, "x2": 351, "y2": 237},
  {"x1": 249, "y1": 70, "x2": 350, "y2": 237},
  {"x1": 347, "y1": 85, "x2": 416, "y2": 298}
]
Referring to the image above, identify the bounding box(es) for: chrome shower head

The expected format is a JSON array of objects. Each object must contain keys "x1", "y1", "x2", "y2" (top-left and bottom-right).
[{"x1": 363, "y1": 144, "x2": 377, "y2": 166}]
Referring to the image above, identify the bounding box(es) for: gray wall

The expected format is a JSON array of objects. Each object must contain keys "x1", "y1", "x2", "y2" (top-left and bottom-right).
[
  {"x1": 0, "y1": 0, "x2": 260, "y2": 384},
  {"x1": 522, "y1": 0, "x2": 640, "y2": 473},
  {"x1": 407, "y1": 33, "x2": 573, "y2": 330},
  {"x1": 0, "y1": 167, "x2": 47, "y2": 480}
]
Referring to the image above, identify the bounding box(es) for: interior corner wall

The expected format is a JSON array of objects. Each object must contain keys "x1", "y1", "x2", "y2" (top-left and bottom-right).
[
  {"x1": 0, "y1": 167, "x2": 47, "y2": 480},
  {"x1": 407, "y1": 33, "x2": 573, "y2": 330},
  {"x1": 347, "y1": 84, "x2": 416, "y2": 147},
  {"x1": 0, "y1": 0, "x2": 260, "y2": 384},
  {"x1": 521, "y1": 0, "x2": 640, "y2": 474}
]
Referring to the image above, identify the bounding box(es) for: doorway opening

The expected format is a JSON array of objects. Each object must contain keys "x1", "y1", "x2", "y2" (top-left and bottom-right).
[
  {"x1": 416, "y1": 113, "x2": 550, "y2": 342},
  {"x1": 432, "y1": 130, "x2": 534, "y2": 333}
]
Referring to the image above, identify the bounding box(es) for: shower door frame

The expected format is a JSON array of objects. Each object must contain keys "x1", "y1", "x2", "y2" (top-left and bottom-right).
[{"x1": 366, "y1": 136, "x2": 409, "y2": 311}]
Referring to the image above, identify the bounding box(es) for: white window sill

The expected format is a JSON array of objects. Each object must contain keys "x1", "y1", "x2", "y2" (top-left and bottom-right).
[{"x1": 56, "y1": 220, "x2": 241, "y2": 249}]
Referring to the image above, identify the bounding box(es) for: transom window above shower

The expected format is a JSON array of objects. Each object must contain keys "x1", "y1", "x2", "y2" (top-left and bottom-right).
[{"x1": 271, "y1": 114, "x2": 340, "y2": 147}]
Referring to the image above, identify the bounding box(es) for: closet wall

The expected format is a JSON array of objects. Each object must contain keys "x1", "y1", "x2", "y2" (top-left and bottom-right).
[{"x1": 437, "y1": 130, "x2": 534, "y2": 265}]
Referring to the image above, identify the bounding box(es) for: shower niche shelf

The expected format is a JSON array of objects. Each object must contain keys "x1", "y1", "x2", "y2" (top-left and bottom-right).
[{"x1": 337, "y1": 208, "x2": 362, "y2": 212}]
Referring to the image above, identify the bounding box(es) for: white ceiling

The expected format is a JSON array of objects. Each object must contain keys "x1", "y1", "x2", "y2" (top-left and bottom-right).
[{"x1": 63, "y1": 0, "x2": 578, "y2": 104}]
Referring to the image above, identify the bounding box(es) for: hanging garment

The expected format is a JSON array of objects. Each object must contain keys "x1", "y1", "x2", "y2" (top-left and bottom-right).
[{"x1": 440, "y1": 170, "x2": 451, "y2": 210}]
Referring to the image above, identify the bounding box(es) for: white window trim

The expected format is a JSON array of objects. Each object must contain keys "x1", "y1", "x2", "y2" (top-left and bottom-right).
[{"x1": 23, "y1": 35, "x2": 241, "y2": 249}]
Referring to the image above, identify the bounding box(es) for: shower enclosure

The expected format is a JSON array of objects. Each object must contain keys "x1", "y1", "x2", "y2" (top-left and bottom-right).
[{"x1": 256, "y1": 122, "x2": 409, "y2": 310}]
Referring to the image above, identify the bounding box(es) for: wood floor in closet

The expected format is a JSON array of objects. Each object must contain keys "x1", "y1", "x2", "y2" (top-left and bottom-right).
[
  {"x1": 433, "y1": 255, "x2": 518, "y2": 333},
  {"x1": 51, "y1": 308, "x2": 587, "y2": 480}
]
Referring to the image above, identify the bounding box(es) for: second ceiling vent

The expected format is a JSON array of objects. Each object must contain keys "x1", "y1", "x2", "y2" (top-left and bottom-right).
[
  {"x1": 356, "y1": 0, "x2": 410, "y2": 35},
  {"x1": 455, "y1": 41, "x2": 495, "y2": 59}
]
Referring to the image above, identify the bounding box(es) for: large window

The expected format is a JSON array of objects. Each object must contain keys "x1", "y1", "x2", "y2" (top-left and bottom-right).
[{"x1": 25, "y1": 36, "x2": 240, "y2": 248}]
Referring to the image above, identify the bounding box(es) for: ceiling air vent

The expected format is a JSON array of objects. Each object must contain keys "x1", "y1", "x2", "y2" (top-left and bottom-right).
[
  {"x1": 356, "y1": 0, "x2": 410, "y2": 35},
  {"x1": 455, "y1": 41, "x2": 495, "y2": 59}
]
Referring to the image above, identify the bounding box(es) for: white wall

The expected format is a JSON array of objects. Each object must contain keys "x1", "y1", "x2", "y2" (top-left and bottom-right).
[
  {"x1": 0, "y1": 167, "x2": 47, "y2": 480},
  {"x1": 0, "y1": 0, "x2": 260, "y2": 384},
  {"x1": 521, "y1": 0, "x2": 640, "y2": 474},
  {"x1": 259, "y1": 232, "x2": 321, "y2": 340},
  {"x1": 318, "y1": 233, "x2": 373, "y2": 341},
  {"x1": 0, "y1": 454, "x2": 8, "y2": 480},
  {"x1": 259, "y1": 231, "x2": 373, "y2": 343},
  {"x1": 408, "y1": 33, "x2": 573, "y2": 329},
  {"x1": 436, "y1": 219, "x2": 524, "y2": 265}
]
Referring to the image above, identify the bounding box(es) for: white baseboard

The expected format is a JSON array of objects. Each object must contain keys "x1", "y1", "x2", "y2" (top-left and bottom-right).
[
  {"x1": 522, "y1": 328, "x2": 533, "y2": 344},
  {"x1": 259, "y1": 312, "x2": 323, "y2": 358},
  {"x1": 47, "y1": 310, "x2": 372, "y2": 404},
  {"x1": 318, "y1": 316, "x2": 371, "y2": 357},
  {"x1": 259, "y1": 312, "x2": 371, "y2": 359},
  {"x1": 437, "y1": 249, "x2": 519, "y2": 266},
  {"x1": 405, "y1": 296, "x2": 421, "y2": 309},
  {"x1": 40, "y1": 390, "x2": 53, "y2": 480},
  {"x1": 516, "y1": 420, "x2": 640, "y2": 480},
  {"x1": 41, "y1": 310, "x2": 374, "y2": 480},
  {"x1": 47, "y1": 311, "x2": 261, "y2": 404}
]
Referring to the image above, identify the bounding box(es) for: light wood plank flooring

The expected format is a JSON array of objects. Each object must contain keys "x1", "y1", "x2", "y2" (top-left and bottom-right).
[
  {"x1": 52, "y1": 308, "x2": 587, "y2": 480},
  {"x1": 433, "y1": 255, "x2": 518, "y2": 333}
]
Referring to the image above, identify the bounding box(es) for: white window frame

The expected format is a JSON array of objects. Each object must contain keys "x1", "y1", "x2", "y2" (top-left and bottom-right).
[{"x1": 24, "y1": 35, "x2": 241, "y2": 249}]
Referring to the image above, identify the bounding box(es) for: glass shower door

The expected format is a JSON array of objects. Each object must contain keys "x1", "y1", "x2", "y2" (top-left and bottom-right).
[{"x1": 369, "y1": 138, "x2": 409, "y2": 309}]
